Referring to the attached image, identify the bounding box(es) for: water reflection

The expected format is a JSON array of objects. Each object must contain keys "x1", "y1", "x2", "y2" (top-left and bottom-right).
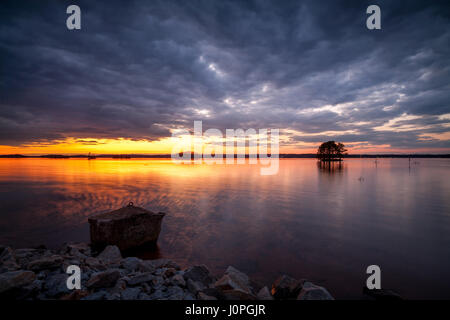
[
  {"x1": 0, "y1": 158, "x2": 450, "y2": 299},
  {"x1": 317, "y1": 160, "x2": 344, "y2": 174}
]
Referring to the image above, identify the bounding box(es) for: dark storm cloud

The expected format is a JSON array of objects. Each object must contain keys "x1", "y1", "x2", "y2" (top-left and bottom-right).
[{"x1": 0, "y1": 0, "x2": 449, "y2": 150}]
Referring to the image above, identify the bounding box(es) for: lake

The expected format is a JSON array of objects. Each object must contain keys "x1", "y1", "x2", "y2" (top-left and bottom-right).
[{"x1": 0, "y1": 158, "x2": 449, "y2": 299}]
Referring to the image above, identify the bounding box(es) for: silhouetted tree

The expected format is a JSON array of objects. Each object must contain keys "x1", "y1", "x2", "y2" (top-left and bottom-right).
[{"x1": 317, "y1": 141, "x2": 347, "y2": 162}]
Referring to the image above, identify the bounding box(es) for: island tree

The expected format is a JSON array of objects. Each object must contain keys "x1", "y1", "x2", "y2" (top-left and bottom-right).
[{"x1": 317, "y1": 141, "x2": 347, "y2": 162}]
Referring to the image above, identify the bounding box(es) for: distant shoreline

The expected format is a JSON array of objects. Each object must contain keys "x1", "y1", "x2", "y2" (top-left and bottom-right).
[{"x1": 0, "y1": 154, "x2": 449, "y2": 159}]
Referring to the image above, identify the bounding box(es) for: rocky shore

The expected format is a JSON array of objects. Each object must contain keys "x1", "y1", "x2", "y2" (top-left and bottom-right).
[{"x1": 0, "y1": 243, "x2": 334, "y2": 300}]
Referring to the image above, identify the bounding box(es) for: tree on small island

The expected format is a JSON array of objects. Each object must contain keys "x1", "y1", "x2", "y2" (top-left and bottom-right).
[{"x1": 317, "y1": 141, "x2": 347, "y2": 162}]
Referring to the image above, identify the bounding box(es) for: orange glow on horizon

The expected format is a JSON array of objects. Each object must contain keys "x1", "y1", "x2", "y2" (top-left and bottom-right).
[{"x1": 0, "y1": 136, "x2": 449, "y2": 155}]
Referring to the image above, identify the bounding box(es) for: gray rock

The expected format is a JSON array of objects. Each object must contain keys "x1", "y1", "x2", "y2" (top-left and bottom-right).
[
  {"x1": 107, "y1": 278, "x2": 127, "y2": 297},
  {"x1": 97, "y1": 245, "x2": 122, "y2": 265},
  {"x1": 363, "y1": 287, "x2": 402, "y2": 300},
  {"x1": 68, "y1": 243, "x2": 91, "y2": 256},
  {"x1": 36, "y1": 271, "x2": 49, "y2": 280},
  {"x1": 120, "y1": 257, "x2": 142, "y2": 271},
  {"x1": 166, "y1": 285, "x2": 185, "y2": 300},
  {"x1": 163, "y1": 268, "x2": 177, "y2": 278},
  {"x1": 81, "y1": 290, "x2": 108, "y2": 300},
  {"x1": 59, "y1": 289, "x2": 90, "y2": 300},
  {"x1": 84, "y1": 257, "x2": 106, "y2": 270},
  {"x1": 0, "y1": 247, "x2": 20, "y2": 272},
  {"x1": 141, "y1": 282, "x2": 151, "y2": 293},
  {"x1": 127, "y1": 272, "x2": 154, "y2": 286},
  {"x1": 68, "y1": 248, "x2": 87, "y2": 260},
  {"x1": 0, "y1": 270, "x2": 36, "y2": 294},
  {"x1": 147, "y1": 258, "x2": 180, "y2": 270},
  {"x1": 121, "y1": 287, "x2": 141, "y2": 300},
  {"x1": 171, "y1": 274, "x2": 186, "y2": 287},
  {"x1": 153, "y1": 267, "x2": 167, "y2": 276},
  {"x1": 27, "y1": 255, "x2": 63, "y2": 271},
  {"x1": 11, "y1": 279, "x2": 44, "y2": 300},
  {"x1": 214, "y1": 266, "x2": 256, "y2": 300},
  {"x1": 201, "y1": 287, "x2": 227, "y2": 300},
  {"x1": 14, "y1": 249, "x2": 41, "y2": 269},
  {"x1": 297, "y1": 282, "x2": 334, "y2": 300},
  {"x1": 105, "y1": 292, "x2": 121, "y2": 300},
  {"x1": 271, "y1": 275, "x2": 302, "y2": 300},
  {"x1": 87, "y1": 270, "x2": 121, "y2": 289},
  {"x1": 257, "y1": 286, "x2": 274, "y2": 300},
  {"x1": 151, "y1": 276, "x2": 165, "y2": 289},
  {"x1": 138, "y1": 292, "x2": 152, "y2": 300},
  {"x1": 198, "y1": 292, "x2": 218, "y2": 300},
  {"x1": 61, "y1": 260, "x2": 81, "y2": 274},
  {"x1": 184, "y1": 265, "x2": 213, "y2": 286},
  {"x1": 136, "y1": 260, "x2": 156, "y2": 273},
  {"x1": 183, "y1": 292, "x2": 196, "y2": 300},
  {"x1": 149, "y1": 289, "x2": 166, "y2": 300},
  {"x1": 88, "y1": 204, "x2": 165, "y2": 251},
  {"x1": 187, "y1": 278, "x2": 206, "y2": 294},
  {"x1": 44, "y1": 273, "x2": 70, "y2": 297}
]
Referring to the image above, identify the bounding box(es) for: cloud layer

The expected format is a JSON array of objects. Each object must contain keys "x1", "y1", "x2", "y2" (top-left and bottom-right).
[{"x1": 1, "y1": 0, "x2": 449, "y2": 152}]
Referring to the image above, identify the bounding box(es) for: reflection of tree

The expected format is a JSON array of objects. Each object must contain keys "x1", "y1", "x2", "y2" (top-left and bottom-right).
[{"x1": 317, "y1": 160, "x2": 344, "y2": 174}]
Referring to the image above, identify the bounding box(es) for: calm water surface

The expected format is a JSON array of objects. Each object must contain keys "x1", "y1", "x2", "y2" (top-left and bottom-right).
[{"x1": 0, "y1": 158, "x2": 449, "y2": 299}]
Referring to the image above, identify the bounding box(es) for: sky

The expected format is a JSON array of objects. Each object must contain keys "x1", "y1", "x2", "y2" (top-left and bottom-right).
[{"x1": 0, "y1": 0, "x2": 449, "y2": 155}]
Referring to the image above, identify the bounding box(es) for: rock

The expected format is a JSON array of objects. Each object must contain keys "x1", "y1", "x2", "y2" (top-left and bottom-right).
[
  {"x1": 44, "y1": 273, "x2": 71, "y2": 297},
  {"x1": 121, "y1": 287, "x2": 141, "y2": 300},
  {"x1": 120, "y1": 257, "x2": 142, "y2": 271},
  {"x1": 201, "y1": 287, "x2": 227, "y2": 300},
  {"x1": 146, "y1": 258, "x2": 180, "y2": 270},
  {"x1": 171, "y1": 274, "x2": 186, "y2": 287},
  {"x1": 60, "y1": 243, "x2": 91, "y2": 259},
  {"x1": 106, "y1": 292, "x2": 121, "y2": 300},
  {"x1": 166, "y1": 285, "x2": 185, "y2": 300},
  {"x1": 184, "y1": 265, "x2": 213, "y2": 286},
  {"x1": 297, "y1": 282, "x2": 334, "y2": 300},
  {"x1": 152, "y1": 276, "x2": 165, "y2": 289},
  {"x1": 84, "y1": 257, "x2": 106, "y2": 270},
  {"x1": 87, "y1": 270, "x2": 121, "y2": 289},
  {"x1": 27, "y1": 255, "x2": 63, "y2": 271},
  {"x1": 3, "y1": 279, "x2": 43, "y2": 300},
  {"x1": 0, "y1": 247, "x2": 20, "y2": 272},
  {"x1": 187, "y1": 279, "x2": 206, "y2": 294},
  {"x1": 141, "y1": 282, "x2": 151, "y2": 293},
  {"x1": 163, "y1": 268, "x2": 177, "y2": 278},
  {"x1": 81, "y1": 290, "x2": 108, "y2": 300},
  {"x1": 97, "y1": 245, "x2": 122, "y2": 265},
  {"x1": 214, "y1": 266, "x2": 256, "y2": 300},
  {"x1": 60, "y1": 289, "x2": 90, "y2": 300},
  {"x1": 183, "y1": 292, "x2": 196, "y2": 300},
  {"x1": 138, "y1": 292, "x2": 152, "y2": 300},
  {"x1": 154, "y1": 267, "x2": 167, "y2": 276},
  {"x1": 149, "y1": 289, "x2": 166, "y2": 300},
  {"x1": 0, "y1": 270, "x2": 36, "y2": 294},
  {"x1": 13, "y1": 248, "x2": 40, "y2": 268},
  {"x1": 136, "y1": 260, "x2": 156, "y2": 273},
  {"x1": 88, "y1": 203, "x2": 165, "y2": 251},
  {"x1": 198, "y1": 292, "x2": 218, "y2": 300},
  {"x1": 363, "y1": 287, "x2": 402, "y2": 300},
  {"x1": 36, "y1": 271, "x2": 49, "y2": 280},
  {"x1": 127, "y1": 273, "x2": 154, "y2": 286},
  {"x1": 66, "y1": 243, "x2": 91, "y2": 256},
  {"x1": 271, "y1": 275, "x2": 302, "y2": 300},
  {"x1": 68, "y1": 248, "x2": 87, "y2": 260},
  {"x1": 257, "y1": 286, "x2": 274, "y2": 300}
]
